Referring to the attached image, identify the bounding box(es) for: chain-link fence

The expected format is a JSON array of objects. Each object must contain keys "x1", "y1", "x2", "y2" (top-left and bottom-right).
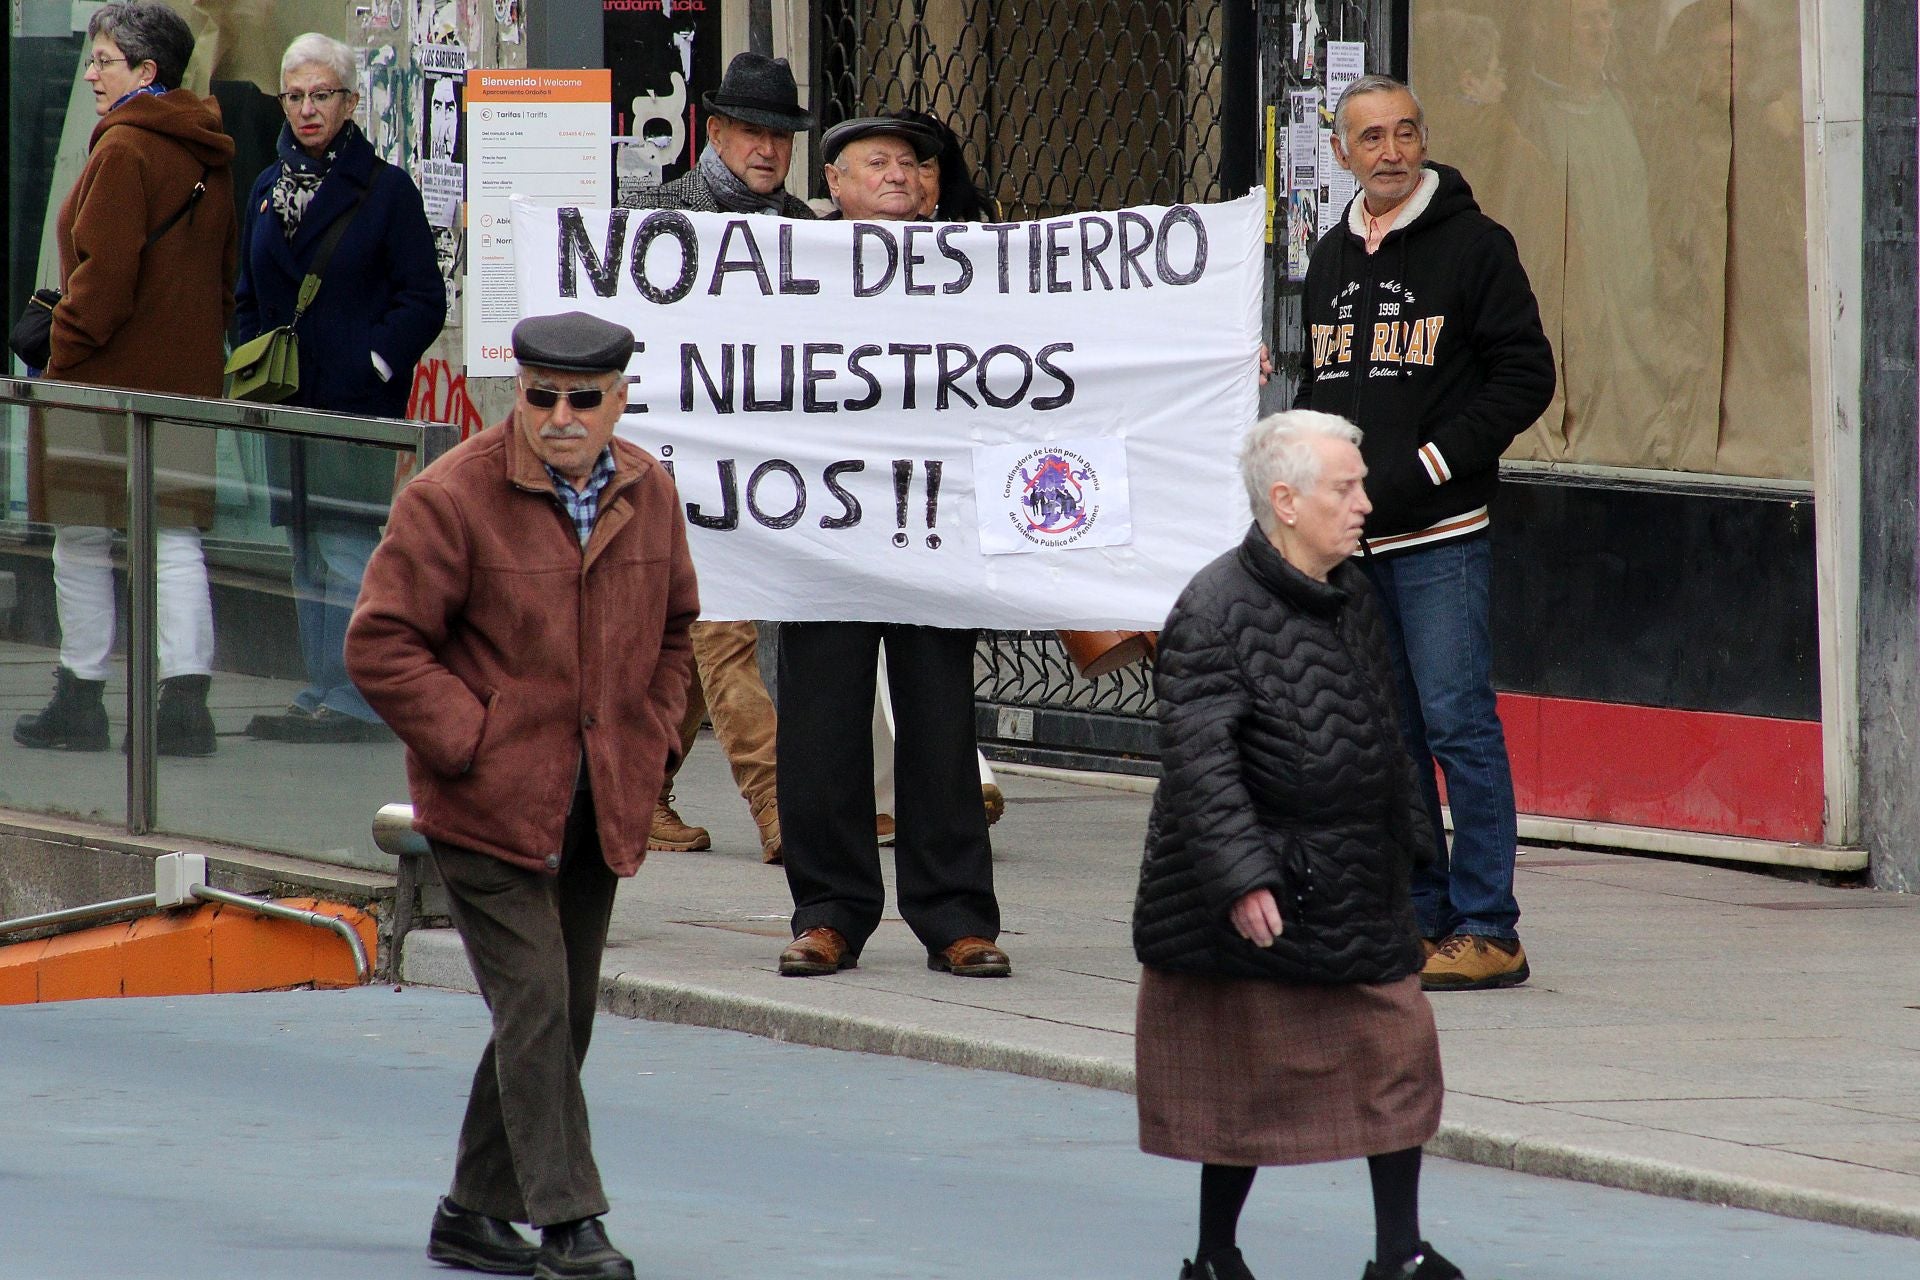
[{"x1": 813, "y1": 1, "x2": 1393, "y2": 773}]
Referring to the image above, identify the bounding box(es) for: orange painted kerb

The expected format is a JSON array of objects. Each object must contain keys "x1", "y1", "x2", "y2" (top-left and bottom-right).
[{"x1": 0, "y1": 901, "x2": 376, "y2": 1005}]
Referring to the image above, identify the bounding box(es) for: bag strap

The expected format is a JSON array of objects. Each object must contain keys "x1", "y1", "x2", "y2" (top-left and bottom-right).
[
  {"x1": 146, "y1": 164, "x2": 212, "y2": 249},
  {"x1": 292, "y1": 157, "x2": 385, "y2": 320}
]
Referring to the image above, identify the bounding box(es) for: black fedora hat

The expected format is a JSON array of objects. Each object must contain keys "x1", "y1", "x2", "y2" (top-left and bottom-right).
[{"x1": 701, "y1": 52, "x2": 815, "y2": 132}]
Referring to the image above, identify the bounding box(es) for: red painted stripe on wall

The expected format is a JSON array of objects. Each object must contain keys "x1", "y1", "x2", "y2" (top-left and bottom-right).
[{"x1": 1494, "y1": 693, "x2": 1825, "y2": 844}]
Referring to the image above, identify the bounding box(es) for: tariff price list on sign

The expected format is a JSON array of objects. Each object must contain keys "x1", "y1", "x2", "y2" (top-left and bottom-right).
[{"x1": 464, "y1": 70, "x2": 612, "y2": 376}]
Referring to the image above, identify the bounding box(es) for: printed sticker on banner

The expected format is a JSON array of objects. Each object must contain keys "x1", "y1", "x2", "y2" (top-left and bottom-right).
[{"x1": 973, "y1": 438, "x2": 1133, "y2": 555}]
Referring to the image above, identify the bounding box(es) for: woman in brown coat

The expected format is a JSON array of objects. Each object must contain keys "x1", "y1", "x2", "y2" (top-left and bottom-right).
[
  {"x1": 1132, "y1": 411, "x2": 1460, "y2": 1280},
  {"x1": 15, "y1": 1, "x2": 236, "y2": 757}
]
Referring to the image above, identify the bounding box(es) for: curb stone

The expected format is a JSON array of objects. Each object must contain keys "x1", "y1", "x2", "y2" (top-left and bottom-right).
[{"x1": 401, "y1": 928, "x2": 1920, "y2": 1241}]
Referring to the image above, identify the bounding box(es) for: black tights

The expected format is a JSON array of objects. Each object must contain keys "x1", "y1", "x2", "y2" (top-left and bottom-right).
[{"x1": 1197, "y1": 1147, "x2": 1422, "y2": 1268}]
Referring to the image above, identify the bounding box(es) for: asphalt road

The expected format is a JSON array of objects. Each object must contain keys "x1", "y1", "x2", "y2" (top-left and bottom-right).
[{"x1": 4, "y1": 987, "x2": 1918, "y2": 1279}]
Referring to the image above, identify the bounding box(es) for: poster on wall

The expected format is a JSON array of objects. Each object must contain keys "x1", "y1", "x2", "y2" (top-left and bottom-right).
[
  {"x1": 464, "y1": 70, "x2": 613, "y2": 374},
  {"x1": 1286, "y1": 89, "x2": 1320, "y2": 281},
  {"x1": 604, "y1": 0, "x2": 722, "y2": 204}
]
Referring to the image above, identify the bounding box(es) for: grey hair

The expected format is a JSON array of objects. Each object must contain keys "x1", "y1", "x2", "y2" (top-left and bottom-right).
[
  {"x1": 1333, "y1": 74, "x2": 1427, "y2": 147},
  {"x1": 88, "y1": 2, "x2": 195, "y2": 89},
  {"x1": 281, "y1": 32, "x2": 356, "y2": 90},
  {"x1": 1239, "y1": 410, "x2": 1364, "y2": 535}
]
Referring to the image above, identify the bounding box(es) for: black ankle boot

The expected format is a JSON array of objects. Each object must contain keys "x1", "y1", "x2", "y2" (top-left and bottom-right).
[
  {"x1": 1181, "y1": 1247, "x2": 1256, "y2": 1279},
  {"x1": 1362, "y1": 1242, "x2": 1463, "y2": 1280},
  {"x1": 13, "y1": 667, "x2": 109, "y2": 751},
  {"x1": 156, "y1": 674, "x2": 216, "y2": 757}
]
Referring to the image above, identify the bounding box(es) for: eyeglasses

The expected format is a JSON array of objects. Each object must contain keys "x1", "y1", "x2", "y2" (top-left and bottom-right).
[
  {"x1": 87, "y1": 54, "x2": 130, "y2": 72},
  {"x1": 277, "y1": 88, "x2": 350, "y2": 109},
  {"x1": 519, "y1": 379, "x2": 620, "y2": 411}
]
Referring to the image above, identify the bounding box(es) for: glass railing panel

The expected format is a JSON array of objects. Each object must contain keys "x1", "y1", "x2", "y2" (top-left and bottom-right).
[
  {"x1": 0, "y1": 403, "x2": 133, "y2": 826},
  {"x1": 150, "y1": 419, "x2": 415, "y2": 870}
]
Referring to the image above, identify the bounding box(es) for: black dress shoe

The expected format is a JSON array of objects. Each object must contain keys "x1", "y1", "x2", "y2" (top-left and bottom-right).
[
  {"x1": 427, "y1": 1197, "x2": 539, "y2": 1275},
  {"x1": 536, "y1": 1217, "x2": 635, "y2": 1280},
  {"x1": 1362, "y1": 1242, "x2": 1464, "y2": 1280}
]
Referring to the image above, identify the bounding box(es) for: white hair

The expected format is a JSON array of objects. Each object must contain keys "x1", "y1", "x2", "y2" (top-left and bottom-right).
[
  {"x1": 1239, "y1": 410, "x2": 1364, "y2": 535},
  {"x1": 281, "y1": 32, "x2": 355, "y2": 89}
]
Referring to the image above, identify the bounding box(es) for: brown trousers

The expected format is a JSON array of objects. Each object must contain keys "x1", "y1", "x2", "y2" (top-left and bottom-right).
[
  {"x1": 664, "y1": 619, "x2": 777, "y2": 819},
  {"x1": 432, "y1": 792, "x2": 617, "y2": 1227}
]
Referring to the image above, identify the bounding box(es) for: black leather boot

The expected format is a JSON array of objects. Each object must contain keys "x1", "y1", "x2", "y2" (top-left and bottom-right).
[
  {"x1": 156, "y1": 674, "x2": 216, "y2": 757},
  {"x1": 13, "y1": 667, "x2": 109, "y2": 751},
  {"x1": 1362, "y1": 1242, "x2": 1464, "y2": 1280},
  {"x1": 1181, "y1": 1247, "x2": 1257, "y2": 1279}
]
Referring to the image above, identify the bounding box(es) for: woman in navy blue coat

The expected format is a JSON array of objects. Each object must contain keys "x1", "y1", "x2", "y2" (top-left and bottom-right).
[{"x1": 234, "y1": 31, "x2": 444, "y2": 744}]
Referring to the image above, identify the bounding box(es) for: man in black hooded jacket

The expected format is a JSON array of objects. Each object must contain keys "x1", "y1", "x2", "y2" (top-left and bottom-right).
[{"x1": 1294, "y1": 74, "x2": 1554, "y2": 992}]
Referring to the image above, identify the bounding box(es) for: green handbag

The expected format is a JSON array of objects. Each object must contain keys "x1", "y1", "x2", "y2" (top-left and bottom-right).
[
  {"x1": 226, "y1": 165, "x2": 381, "y2": 404},
  {"x1": 225, "y1": 314, "x2": 302, "y2": 403}
]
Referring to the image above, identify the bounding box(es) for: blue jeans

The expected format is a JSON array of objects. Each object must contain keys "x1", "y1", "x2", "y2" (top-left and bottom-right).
[
  {"x1": 1361, "y1": 537, "x2": 1520, "y2": 940},
  {"x1": 290, "y1": 516, "x2": 381, "y2": 724}
]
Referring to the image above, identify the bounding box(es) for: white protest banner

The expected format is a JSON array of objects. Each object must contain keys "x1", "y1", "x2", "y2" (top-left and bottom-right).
[{"x1": 510, "y1": 193, "x2": 1264, "y2": 629}]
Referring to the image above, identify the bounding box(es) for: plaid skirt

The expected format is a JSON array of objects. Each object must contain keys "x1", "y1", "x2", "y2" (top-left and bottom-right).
[{"x1": 1135, "y1": 968, "x2": 1443, "y2": 1166}]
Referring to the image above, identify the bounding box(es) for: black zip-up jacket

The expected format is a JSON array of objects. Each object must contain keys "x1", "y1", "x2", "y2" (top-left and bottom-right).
[
  {"x1": 1132, "y1": 525, "x2": 1433, "y2": 985},
  {"x1": 1293, "y1": 163, "x2": 1554, "y2": 553}
]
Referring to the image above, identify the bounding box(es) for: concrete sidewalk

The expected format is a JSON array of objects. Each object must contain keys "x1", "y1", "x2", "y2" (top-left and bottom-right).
[{"x1": 402, "y1": 735, "x2": 1920, "y2": 1239}]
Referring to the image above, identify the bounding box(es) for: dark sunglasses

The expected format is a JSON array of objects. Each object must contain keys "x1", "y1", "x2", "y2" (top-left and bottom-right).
[{"x1": 520, "y1": 380, "x2": 618, "y2": 411}]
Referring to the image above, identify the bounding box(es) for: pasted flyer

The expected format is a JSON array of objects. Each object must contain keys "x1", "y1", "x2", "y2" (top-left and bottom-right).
[{"x1": 464, "y1": 70, "x2": 612, "y2": 376}]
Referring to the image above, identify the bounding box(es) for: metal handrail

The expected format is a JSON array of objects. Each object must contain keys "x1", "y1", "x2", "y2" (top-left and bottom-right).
[
  {"x1": 0, "y1": 375, "x2": 431, "y2": 448},
  {"x1": 0, "y1": 853, "x2": 370, "y2": 984}
]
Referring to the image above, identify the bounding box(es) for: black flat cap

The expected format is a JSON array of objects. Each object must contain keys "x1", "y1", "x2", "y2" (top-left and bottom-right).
[
  {"x1": 511, "y1": 311, "x2": 634, "y2": 375},
  {"x1": 823, "y1": 116, "x2": 940, "y2": 164},
  {"x1": 703, "y1": 52, "x2": 815, "y2": 132}
]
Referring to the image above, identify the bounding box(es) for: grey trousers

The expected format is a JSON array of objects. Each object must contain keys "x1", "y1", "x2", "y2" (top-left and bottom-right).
[{"x1": 432, "y1": 792, "x2": 617, "y2": 1227}]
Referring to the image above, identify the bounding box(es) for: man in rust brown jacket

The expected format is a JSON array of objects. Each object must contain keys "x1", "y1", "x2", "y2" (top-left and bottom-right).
[{"x1": 346, "y1": 311, "x2": 696, "y2": 1280}]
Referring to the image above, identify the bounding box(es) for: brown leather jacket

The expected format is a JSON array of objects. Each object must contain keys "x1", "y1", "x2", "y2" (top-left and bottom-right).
[{"x1": 346, "y1": 420, "x2": 698, "y2": 875}]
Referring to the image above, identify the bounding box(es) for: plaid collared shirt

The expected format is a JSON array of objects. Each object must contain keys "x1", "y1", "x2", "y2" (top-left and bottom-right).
[{"x1": 544, "y1": 449, "x2": 617, "y2": 547}]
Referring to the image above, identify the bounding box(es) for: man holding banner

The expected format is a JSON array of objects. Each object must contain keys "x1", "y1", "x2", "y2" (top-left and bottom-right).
[
  {"x1": 776, "y1": 115, "x2": 1011, "y2": 980},
  {"x1": 622, "y1": 51, "x2": 816, "y2": 863}
]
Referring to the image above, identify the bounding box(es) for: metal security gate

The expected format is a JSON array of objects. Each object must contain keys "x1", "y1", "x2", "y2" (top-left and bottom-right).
[{"x1": 812, "y1": 1, "x2": 1393, "y2": 775}]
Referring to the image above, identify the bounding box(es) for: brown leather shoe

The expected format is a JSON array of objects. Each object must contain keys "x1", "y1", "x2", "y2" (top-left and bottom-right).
[
  {"x1": 779, "y1": 926, "x2": 856, "y2": 976},
  {"x1": 982, "y1": 783, "x2": 1006, "y2": 826},
  {"x1": 1421, "y1": 934, "x2": 1529, "y2": 990},
  {"x1": 875, "y1": 814, "x2": 897, "y2": 847},
  {"x1": 928, "y1": 935, "x2": 1011, "y2": 977},
  {"x1": 648, "y1": 796, "x2": 711, "y2": 852}
]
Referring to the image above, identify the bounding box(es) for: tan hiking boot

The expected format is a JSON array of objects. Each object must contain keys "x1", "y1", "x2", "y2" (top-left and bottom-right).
[
  {"x1": 1420, "y1": 934, "x2": 1529, "y2": 991},
  {"x1": 751, "y1": 798, "x2": 782, "y2": 864},
  {"x1": 648, "y1": 796, "x2": 711, "y2": 852}
]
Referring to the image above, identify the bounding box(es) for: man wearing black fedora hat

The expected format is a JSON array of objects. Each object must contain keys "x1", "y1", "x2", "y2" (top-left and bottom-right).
[
  {"x1": 626, "y1": 51, "x2": 815, "y2": 218},
  {"x1": 621, "y1": 51, "x2": 815, "y2": 867}
]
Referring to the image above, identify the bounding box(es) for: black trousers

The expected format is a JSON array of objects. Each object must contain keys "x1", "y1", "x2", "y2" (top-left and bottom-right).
[
  {"x1": 431, "y1": 791, "x2": 617, "y2": 1228},
  {"x1": 777, "y1": 621, "x2": 999, "y2": 953}
]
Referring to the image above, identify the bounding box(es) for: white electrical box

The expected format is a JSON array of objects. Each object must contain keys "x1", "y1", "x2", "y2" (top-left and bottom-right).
[{"x1": 153, "y1": 852, "x2": 207, "y2": 908}]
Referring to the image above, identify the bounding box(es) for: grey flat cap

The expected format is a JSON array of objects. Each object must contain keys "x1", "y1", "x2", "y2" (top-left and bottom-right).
[
  {"x1": 511, "y1": 311, "x2": 634, "y2": 374},
  {"x1": 822, "y1": 116, "x2": 940, "y2": 164}
]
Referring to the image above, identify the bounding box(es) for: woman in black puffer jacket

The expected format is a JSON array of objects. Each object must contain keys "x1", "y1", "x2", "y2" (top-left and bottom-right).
[{"x1": 1133, "y1": 410, "x2": 1459, "y2": 1280}]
